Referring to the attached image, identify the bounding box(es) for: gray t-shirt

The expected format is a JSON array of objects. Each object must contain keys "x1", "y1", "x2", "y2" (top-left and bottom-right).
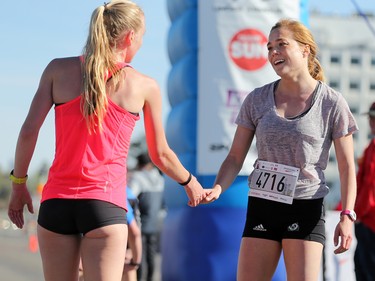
[{"x1": 235, "y1": 80, "x2": 358, "y2": 199}]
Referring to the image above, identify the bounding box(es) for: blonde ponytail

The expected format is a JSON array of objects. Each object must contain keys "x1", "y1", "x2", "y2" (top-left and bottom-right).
[{"x1": 81, "y1": 1, "x2": 144, "y2": 133}]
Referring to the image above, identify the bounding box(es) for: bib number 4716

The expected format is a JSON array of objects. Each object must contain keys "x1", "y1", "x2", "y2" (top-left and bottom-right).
[
  {"x1": 249, "y1": 160, "x2": 300, "y2": 204},
  {"x1": 255, "y1": 172, "x2": 285, "y2": 193}
]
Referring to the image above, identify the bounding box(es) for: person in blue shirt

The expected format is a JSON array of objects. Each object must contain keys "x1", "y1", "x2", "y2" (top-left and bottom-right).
[{"x1": 122, "y1": 189, "x2": 142, "y2": 281}]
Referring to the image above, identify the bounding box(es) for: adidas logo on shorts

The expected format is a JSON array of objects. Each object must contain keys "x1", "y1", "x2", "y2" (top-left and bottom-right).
[{"x1": 253, "y1": 224, "x2": 267, "y2": 231}]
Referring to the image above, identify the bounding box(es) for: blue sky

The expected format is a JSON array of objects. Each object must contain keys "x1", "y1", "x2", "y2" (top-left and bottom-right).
[{"x1": 1, "y1": 0, "x2": 374, "y2": 175}]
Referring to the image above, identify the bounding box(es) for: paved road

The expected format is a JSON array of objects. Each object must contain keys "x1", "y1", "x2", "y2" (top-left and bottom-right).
[{"x1": 0, "y1": 227, "x2": 44, "y2": 281}]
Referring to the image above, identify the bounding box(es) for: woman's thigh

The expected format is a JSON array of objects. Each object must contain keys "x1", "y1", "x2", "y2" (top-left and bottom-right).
[
  {"x1": 37, "y1": 224, "x2": 81, "y2": 281},
  {"x1": 81, "y1": 224, "x2": 128, "y2": 281},
  {"x1": 237, "y1": 237, "x2": 282, "y2": 281},
  {"x1": 282, "y1": 239, "x2": 323, "y2": 281}
]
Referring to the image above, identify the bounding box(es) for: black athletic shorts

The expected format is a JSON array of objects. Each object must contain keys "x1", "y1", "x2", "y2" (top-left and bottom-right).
[
  {"x1": 38, "y1": 199, "x2": 127, "y2": 235},
  {"x1": 242, "y1": 196, "x2": 325, "y2": 245}
]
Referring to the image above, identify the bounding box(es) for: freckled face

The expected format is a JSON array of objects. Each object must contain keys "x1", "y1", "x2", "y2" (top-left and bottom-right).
[{"x1": 267, "y1": 27, "x2": 307, "y2": 78}]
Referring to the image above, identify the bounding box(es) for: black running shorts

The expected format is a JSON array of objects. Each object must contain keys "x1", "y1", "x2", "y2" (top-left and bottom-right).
[
  {"x1": 38, "y1": 198, "x2": 127, "y2": 235},
  {"x1": 242, "y1": 196, "x2": 325, "y2": 245}
]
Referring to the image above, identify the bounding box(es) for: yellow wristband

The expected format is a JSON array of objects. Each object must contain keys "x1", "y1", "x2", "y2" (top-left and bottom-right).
[{"x1": 9, "y1": 170, "x2": 28, "y2": 184}]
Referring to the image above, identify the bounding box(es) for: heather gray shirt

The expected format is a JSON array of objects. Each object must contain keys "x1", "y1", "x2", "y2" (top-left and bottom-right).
[{"x1": 236, "y1": 80, "x2": 358, "y2": 199}]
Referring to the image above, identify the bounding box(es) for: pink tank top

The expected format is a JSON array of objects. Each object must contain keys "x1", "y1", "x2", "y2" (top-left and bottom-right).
[{"x1": 41, "y1": 68, "x2": 140, "y2": 210}]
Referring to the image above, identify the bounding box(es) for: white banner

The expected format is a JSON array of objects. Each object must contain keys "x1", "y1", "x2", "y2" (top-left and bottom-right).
[{"x1": 197, "y1": 0, "x2": 301, "y2": 175}]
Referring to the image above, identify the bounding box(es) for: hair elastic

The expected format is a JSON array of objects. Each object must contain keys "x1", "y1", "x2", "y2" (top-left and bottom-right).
[{"x1": 178, "y1": 172, "x2": 192, "y2": 186}]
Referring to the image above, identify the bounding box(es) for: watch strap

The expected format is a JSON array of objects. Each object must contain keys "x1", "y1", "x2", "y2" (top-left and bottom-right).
[{"x1": 340, "y1": 209, "x2": 356, "y2": 221}]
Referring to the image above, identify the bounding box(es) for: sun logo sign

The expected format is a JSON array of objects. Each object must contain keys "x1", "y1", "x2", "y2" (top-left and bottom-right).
[{"x1": 229, "y1": 28, "x2": 268, "y2": 71}]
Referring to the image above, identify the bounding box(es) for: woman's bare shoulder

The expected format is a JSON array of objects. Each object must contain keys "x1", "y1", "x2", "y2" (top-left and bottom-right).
[
  {"x1": 43, "y1": 56, "x2": 81, "y2": 75},
  {"x1": 125, "y1": 67, "x2": 160, "y2": 93}
]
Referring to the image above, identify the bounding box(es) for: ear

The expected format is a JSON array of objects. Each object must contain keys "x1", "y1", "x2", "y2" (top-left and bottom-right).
[
  {"x1": 125, "y1": 30, "x2": 135, "y2": 46},
  {"x1": 302, "y1": 44, "x2": 310, "y2": 57}
]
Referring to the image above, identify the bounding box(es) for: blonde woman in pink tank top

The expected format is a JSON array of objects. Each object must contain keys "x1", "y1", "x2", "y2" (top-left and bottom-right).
[{"x1": 7, "y1": 1, "x2": 206, "y2": 280}]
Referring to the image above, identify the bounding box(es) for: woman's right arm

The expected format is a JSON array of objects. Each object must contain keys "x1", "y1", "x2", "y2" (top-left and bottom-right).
[
  {"x1": 126, "y1": 219, "x2": 142, "y2": 270},
  {"x1": 8, "y1": 61, "x2": 54, "y2": 228},
  {"x1": 141, "y1": 77, "x2": 205, "y2": 206},
  {"x1": 204, "y1": 125, "x2": 255, "y2": 203},
  {"x1": 13, "y1": 62, "x2": 55, "y2": 177}
]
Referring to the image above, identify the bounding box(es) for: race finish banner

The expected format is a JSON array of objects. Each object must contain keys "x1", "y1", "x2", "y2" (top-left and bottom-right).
[{"x1": 197, "y1": 0, "x2": 301, "y2": 175}]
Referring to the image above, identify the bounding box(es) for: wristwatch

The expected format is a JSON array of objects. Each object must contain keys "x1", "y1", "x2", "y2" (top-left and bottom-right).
[
  {"x1": 340, "y1": 210, "x2": 357, "y2": 221},
  {"x1": 129, "y1": 259, "x2": 141, "y2": 267}
]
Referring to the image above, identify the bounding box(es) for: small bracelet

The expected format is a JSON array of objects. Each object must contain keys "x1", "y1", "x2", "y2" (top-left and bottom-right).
[
  {"x1": 9, "y1": 169, "x2": 28, "y2": 184},
  {"x1": 178, "y1": 172, "x2": 192, "y2": 186},
  {"x1": 129, "y1": 259, "x2": 140, "y2": 267}
]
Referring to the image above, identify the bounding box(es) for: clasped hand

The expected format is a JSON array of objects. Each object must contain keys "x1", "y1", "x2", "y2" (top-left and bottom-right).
[{"x1": 184, "y1": 179, "x2": 222, "y2": 207}]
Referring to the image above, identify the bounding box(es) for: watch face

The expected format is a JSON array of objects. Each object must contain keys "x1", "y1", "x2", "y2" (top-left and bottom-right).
[{"x1": 350, "y1": 211, "x2": 357, "y2": 221}]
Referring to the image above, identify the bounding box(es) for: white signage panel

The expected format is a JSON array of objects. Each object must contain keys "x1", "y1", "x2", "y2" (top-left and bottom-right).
[{"x1": 197, "y1": 0, "x2": 300, "y2": 175}]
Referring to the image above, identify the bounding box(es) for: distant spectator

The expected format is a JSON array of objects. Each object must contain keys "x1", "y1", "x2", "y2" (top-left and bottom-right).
[
  {"x1": 122, "y1": 188, "x2": 142, "y2": 281},
  {"x1": 354, "y1": 102, "x2": 375, "y2": 281},
  {"x1": 128, "y1": 152, "x2": 164, "y2": 281}
]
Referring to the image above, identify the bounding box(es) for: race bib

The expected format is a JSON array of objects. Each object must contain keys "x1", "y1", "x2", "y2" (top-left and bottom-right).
[{"x1": 249, "y1": 160, "x2": 300, "y2": 204}]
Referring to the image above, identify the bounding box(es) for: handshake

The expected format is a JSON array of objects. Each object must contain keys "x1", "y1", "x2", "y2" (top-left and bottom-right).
[{"x1": 180, "y1": 174, "x2": 222, "y2": 207}]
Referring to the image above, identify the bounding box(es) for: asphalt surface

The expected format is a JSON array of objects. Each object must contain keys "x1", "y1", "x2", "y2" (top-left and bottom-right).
[{"x1": 0, "y1": 226, "x2": 44, "y2": 280}]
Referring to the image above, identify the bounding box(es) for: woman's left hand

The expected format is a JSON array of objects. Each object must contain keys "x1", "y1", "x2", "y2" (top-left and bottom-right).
[
  {"x1": 199, "y1": 185, "x2": 222, "y2": 205},
  {"x1": 333, "y1": 215, "x2": 354, "y2": 254}
]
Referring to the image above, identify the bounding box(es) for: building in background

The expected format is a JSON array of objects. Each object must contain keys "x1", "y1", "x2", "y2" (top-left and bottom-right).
[{"x1": 310, "y1": 12, "x2": 375, "y2": 208}]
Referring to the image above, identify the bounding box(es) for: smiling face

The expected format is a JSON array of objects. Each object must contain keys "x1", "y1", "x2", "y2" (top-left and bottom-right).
[{"x1": 267, "y1": 27, "x2": 309, "y2": 79}]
